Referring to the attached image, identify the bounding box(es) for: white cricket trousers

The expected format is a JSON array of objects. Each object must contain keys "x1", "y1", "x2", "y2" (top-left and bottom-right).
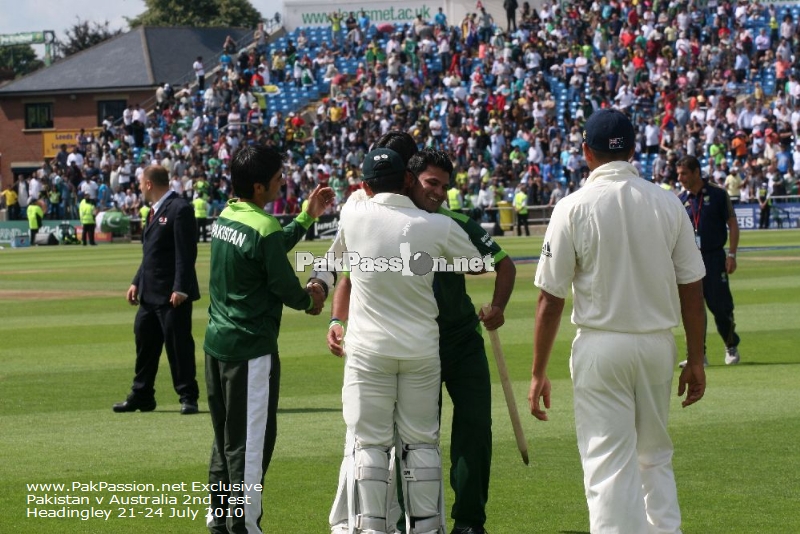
[
  {"x1": 342, "y1": 349, "x2": 441, "y2": 447},
  {"x1": 570, "y1": 328, "x2": 682, "y2": 534}
]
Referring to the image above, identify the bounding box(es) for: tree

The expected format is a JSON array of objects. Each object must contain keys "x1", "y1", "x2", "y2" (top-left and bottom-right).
[
  {"x1": 0, "y1": 45, "x2": 44, "y2": 80},
  {"x1": 214, "y1": 0, "x2": 263, "y2": 27},
  {"x1": 128, "y1": 0, "x2": 262, "y2": 28},
  {"x1": 55, "y1": 19, "x2": 123, "y2": 58}
]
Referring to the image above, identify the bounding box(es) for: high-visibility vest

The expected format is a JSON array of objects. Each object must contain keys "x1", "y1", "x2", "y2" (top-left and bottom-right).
[
  {"x1": 193, "y1": 197, "x2": 207, "y2": 219},
  {"x1": 27, "y1": 203, "x2": 44, "y2": 229},
  {"x1": 79, "y1": 199, "x2": 95, "y2": 224},
  {"x1": 447, "y1": 188, "x2": 462, "y2": 210},
  {"x1": 514, "y1": 191, "x2": 528, "y2": 215}
]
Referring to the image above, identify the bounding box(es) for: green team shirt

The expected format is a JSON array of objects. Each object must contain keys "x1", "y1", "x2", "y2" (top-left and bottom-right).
[
  {"x1": 204, "y1": 201, "x2": 315, "y2": 361},
  {"x1": 434, "y1": 207, "x2": 508, "y2": 341}
]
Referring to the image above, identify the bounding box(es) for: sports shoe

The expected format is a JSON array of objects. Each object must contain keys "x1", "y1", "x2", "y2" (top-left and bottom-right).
[
  {"x1": 678, "y1": 355, "x2": 709, "y2": 368},
  {"x1": 725, "y1": 346, "x2": 741, "y2": 365}
]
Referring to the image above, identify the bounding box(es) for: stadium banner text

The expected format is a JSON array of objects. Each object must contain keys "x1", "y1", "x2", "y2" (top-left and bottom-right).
[
  {"x1": 42, "y1": 129, "x2": 103, "y2": 159},
  {"x1": 283, "y1": 1, "x2": 436, "y2": 30},
  {"x1": 272, "y1": 213, "x2": 338, "y2": 239},
  {"x1": 733, "y1": 202, "x2": 800, "y2": 230}
]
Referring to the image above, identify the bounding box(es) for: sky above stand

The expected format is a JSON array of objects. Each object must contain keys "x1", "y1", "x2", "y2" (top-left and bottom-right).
[{"x1": 1, "y1": 0, "x2": 282, "y2": 58}]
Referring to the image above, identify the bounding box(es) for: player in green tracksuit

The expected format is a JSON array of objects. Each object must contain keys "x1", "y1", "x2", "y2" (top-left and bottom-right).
[
  {"x1": 434, "y1": 208, "x2": 512, "y2": 533},
  {"x1": 328, "y1": 148, "x2": 515, "y2": 534},
  {"x1": 415, "y1": 152, "x2": 516, "y2": 534},
  {"x1": 204, "y1": 145, "x2": 332, "y2": 534}
]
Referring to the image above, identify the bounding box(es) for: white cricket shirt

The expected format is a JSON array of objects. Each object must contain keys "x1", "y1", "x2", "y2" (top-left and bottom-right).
[
  {"x1": 535, "y1": 161, "x2": 705, "y2": 333},
  {"x1": 331, "y1": 193, "x2": 483, "y2": 358}
]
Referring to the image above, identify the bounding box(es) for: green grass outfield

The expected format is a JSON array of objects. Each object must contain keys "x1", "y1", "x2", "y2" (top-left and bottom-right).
[{"x1": 1, "y1": 230, "x2": 799, "y2": 533}]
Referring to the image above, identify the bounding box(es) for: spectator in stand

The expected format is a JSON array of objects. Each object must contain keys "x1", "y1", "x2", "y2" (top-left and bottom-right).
[
  {"x1": 193, "y1": 56, "x2": 205, "y2": 91},
  {"x1": 2, "y1": 179, "x2": 21, "y2": 220},
  {"x1": 19, "y1": 0, "x2": 800, "y2": 238}
]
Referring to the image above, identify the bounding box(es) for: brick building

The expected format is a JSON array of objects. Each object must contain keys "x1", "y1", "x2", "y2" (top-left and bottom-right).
[{"x1": 0, "y1": 26, "x2": 253, "y2": 188}]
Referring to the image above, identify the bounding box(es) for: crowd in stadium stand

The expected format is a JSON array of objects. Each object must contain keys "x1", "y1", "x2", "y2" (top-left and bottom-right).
[{"x1": 5, "y1": 0, "x2": 800, "y2": 229}]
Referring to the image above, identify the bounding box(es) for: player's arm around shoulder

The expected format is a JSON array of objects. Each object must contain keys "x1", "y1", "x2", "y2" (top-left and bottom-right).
[
  {"x1": 440, "y1": 214, "x2": 485, "y2": 264},
  {"x1": 451, "y1": 210, "x2": 518, "y2": 328}
]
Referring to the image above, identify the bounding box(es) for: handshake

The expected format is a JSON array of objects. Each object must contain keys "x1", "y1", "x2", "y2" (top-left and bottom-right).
[{"x1": 304, "y1": 270, "x2": 337, "y2": 316}]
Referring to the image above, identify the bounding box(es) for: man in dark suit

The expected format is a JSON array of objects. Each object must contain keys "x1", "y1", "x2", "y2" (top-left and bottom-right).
[{"x1": 114, "y1": 165, "x2": 201, "y2": 415}]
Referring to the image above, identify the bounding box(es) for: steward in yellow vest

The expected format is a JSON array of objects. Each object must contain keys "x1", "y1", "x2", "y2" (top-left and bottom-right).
[
  {"x1": 514, "y1": 186, "x2": 530, "y2": 236},
  {"x1": 193, "y1": 196, "x2": 210, "y2": 242},
  {"x1": 27, "y1": 199, "x2": 44, "y2": 243},
  {"x1": 79, "y1": 197, "x2": 97, "y2": 245}
]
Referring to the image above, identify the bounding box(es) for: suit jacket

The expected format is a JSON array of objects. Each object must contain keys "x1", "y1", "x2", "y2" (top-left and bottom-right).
[{"x1": 133, "y1": 192, "x2": 200, "y2": 306}]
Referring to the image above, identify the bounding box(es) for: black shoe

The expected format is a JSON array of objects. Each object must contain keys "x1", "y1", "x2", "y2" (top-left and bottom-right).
[
  {"x1": 113, "y1": 397, "x2": 156, "y2": 413},
  {"x1": 451, "y1": 528, "x2": 487, "y2": 534},
  {"x1": 180, "y1": 402, "x2": 199, "y2": 415}
]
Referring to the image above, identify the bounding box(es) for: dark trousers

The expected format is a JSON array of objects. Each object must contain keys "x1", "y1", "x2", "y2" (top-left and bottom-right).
[
  {"x1": 702, "y1": 249, "x2": 740, "y2": 350},
  {"x1": 196, "y1": 218, "x2": 208, "y2": 242},
  {"x1": 441, "y1": 328, "x2": 492, "y2": 528},
  {"x1": 759, "y1": 203, "x2": 771, "y2": 228},
  {"x1": 82, "y1": 223, "x2": 96, "y2": 245},
  {"x1": 516, "y1": 212, "x2": 529, "y2": 236},
  {"x1": 30, "y1": 228, "x2": 38, "y2": 244},
  {"x1": 506, "y1": 10, "x2": 516, "y2": 32},
  {"x1": 131, "y1": 301, "x2": 198, "y2": 403},
  {"x1": 8, "y1": 203, "x2": 20, "y2": 220},
  {"x1": 206, "y1": 353, "x2": 281, "y2": 534}
]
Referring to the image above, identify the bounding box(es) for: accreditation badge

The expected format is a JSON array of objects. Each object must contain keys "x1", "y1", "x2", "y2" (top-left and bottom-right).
[{"x1": 695, "y1": 233, "x2": 702, "y2": 250}]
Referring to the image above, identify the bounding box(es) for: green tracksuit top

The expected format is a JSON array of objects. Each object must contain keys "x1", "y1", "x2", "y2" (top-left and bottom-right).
[
  {"x1": 434, "y1": 207, "x2": 508, "y2": 341},
  {"x1": 204, "y1": 201, "x2": 314, "y2": 361}
]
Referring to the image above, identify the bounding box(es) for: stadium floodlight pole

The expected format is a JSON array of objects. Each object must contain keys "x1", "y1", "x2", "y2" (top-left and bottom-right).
[{"x1": 482, "y1": 304, "x2": 529, "y2": 465}]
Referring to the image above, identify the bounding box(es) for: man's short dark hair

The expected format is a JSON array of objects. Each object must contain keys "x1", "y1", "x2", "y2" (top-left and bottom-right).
[
  {"x1": 407, "y1": 149, "x2": 454, "y2": 178},
  {"x1": 676, "y1": 155, "x2": 701, "y2": 172},
  {"x1": 230, "y1": 145, "x2": 284, "y2": 199},
  {"x1": 372, "y1": 131, "x2": 418, "y2": 164}
]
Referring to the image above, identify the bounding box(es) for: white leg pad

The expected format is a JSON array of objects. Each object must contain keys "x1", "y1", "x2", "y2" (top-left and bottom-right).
[
  {"x1": 398, "y1": 442, "x2": 445, "y2": 534},
  {"x1": 386, "y1": 445, "x2": 402, "y2": 532},
  {"x1": 347, "y1": 445, "x2": 391, "y2": 534}
]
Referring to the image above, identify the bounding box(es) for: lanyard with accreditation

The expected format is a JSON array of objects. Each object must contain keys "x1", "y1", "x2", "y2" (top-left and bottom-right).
[{"x1": 688, "y1": 191, "x2": 703, "y2": 249}]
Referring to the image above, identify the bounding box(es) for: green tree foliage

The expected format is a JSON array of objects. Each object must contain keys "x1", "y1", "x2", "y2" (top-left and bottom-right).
[
  {"x1": 214, "y1": 0, "x2": 263, "y2": 27},
  {"x1": 55, "y1": 19, "x2": 123, "y2": 58},
  {"x1": 0, "y1": 45, "x2": 44, "y2": 80},
  {"x1": 129, "y1": 0, "x2": 262, "y2": 28}
]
